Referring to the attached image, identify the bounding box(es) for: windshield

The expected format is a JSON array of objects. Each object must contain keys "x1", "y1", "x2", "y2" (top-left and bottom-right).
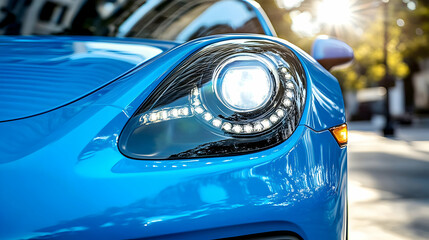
[{"x1": 0, "y1": 0, "x2": 266, "y2": 42}]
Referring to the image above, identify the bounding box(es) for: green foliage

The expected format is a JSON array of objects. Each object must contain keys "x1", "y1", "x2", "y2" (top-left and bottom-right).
[{"x1": 258, "y1": 0, "x2": 429, "y2": 91}]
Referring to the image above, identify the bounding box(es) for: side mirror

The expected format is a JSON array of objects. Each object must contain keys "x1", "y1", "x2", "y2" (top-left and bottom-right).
[{"x1": 311, "y1": 36, "x2": 354, "y2": 71}]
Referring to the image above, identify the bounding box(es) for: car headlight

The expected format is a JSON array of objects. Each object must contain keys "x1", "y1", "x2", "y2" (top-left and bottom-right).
[
  {"x1": 119, "y1": 40, "x2": 306, "y2": 160},
  {"x1": 213, "y1": 54, "x2": 277, "y2": 113}
]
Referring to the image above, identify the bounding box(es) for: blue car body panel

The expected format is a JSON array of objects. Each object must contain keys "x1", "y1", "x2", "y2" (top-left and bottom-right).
[
  {"x1": 0, "y1": 36, "x2": 176, "y2": 121},
  {"x1": 0, "y1": 35, "x2": 346, "y2": 239}
]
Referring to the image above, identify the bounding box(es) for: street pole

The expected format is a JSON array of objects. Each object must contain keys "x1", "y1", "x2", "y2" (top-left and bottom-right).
[{"x1": 382, "y1": 0, "x2": 395, "y2": 137}]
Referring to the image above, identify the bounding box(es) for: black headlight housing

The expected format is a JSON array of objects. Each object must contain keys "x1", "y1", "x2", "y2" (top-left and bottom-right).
[{"x1": 119, "y1": 39, "x2": 306, "y2": 160}]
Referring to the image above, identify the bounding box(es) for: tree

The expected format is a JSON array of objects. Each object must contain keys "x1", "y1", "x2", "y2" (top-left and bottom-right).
[{"x1": 258, "y1": 0, "x2": 429, "y2": 92}]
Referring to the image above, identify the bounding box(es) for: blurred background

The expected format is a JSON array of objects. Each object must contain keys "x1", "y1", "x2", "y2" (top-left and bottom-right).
[{"x1": 0, "y1": 0, "x2": 428, "y2": 239}]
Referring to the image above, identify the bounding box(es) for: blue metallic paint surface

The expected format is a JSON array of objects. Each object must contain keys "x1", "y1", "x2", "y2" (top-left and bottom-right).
[
  {"x1": 0, "y1": 35, "x2": 346, "y2": 239},
  {"x1": 0, "y1": 36, "x2": 177, "y2": 121}
]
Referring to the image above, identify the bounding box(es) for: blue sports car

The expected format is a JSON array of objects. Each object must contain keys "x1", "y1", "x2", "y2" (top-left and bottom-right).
[{"x1": 0, "y1": 0, "x2": 352, "y2": 239}]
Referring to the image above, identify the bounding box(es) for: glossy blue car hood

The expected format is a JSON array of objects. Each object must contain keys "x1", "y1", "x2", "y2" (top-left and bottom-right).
[{"x1": 0, "y1": 36, "x2": 177, "y2": 122}]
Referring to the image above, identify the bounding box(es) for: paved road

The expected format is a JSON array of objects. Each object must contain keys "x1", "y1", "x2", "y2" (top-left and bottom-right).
[{"x1": 348, "y1": 122, "x2": 429, "y2": 239}]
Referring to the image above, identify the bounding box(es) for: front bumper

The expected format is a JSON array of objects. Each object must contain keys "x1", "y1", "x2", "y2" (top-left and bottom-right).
[{"x1": 0, "y1": 124, "x2": 347, "y2": 240}]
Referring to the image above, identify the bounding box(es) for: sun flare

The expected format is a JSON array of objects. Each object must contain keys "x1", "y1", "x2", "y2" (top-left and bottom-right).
[{"x1": 317, "y1": 0, "x2": 353, "y2": 25}]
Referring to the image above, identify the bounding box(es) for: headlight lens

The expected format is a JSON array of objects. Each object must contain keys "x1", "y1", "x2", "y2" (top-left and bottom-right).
[
  {"x1": 214, "y1": 54, "x2": 277, "y2": 113},
  {"x1": 119, "y1": 40, "x2": 306, "y2": 160}
]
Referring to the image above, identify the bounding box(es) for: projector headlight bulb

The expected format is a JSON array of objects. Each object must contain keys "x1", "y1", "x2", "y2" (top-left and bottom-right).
[{"x1": 213, "y1": 54, "x2": 278, "y2": 113}]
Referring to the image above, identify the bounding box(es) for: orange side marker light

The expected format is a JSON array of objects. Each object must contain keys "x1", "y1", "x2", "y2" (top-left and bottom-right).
[{"x1": 330, "y1": 123, "x2": 348, "y2": 147}]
